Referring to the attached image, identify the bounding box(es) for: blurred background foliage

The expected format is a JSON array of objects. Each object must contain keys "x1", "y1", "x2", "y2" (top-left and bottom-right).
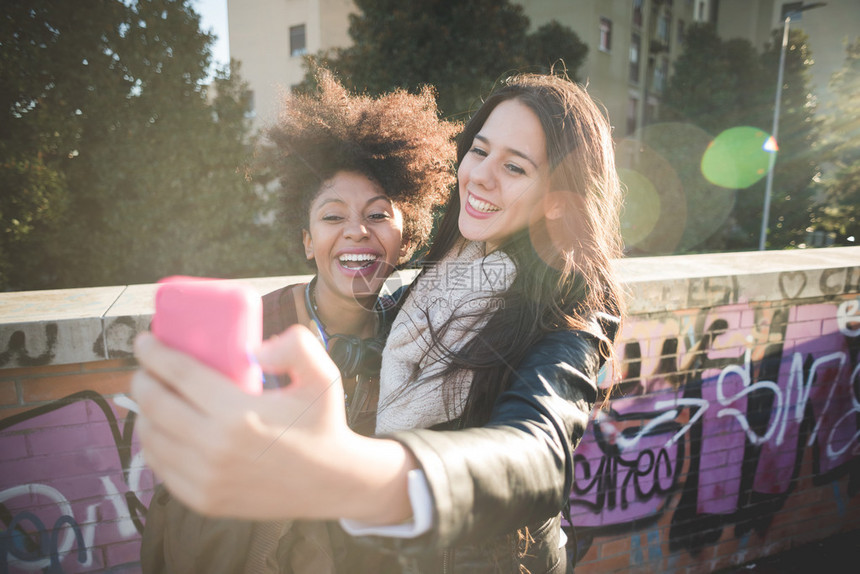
[
  {"x1": 655, "y1": 22, "x2": 820, "y2": 253},
  {"x1": 1, "y1": 0, "x2": 283, "y2": 290},
  {"x1": 1, "y1": 0, "x2": 857, "y2": 291}
]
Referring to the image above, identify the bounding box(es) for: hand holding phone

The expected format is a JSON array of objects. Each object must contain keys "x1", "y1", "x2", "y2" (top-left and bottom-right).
[{"x1": 151, "y1": 276, "x2": 263, "y2": 394}]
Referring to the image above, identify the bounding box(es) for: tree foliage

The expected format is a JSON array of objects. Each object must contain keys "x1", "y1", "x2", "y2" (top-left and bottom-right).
[
  {"x1": 660, "y1": 22, "x2": 820, "y2": 251},
  {"x1": 1, "y1": 0, "x2": 280, "y2": 291},
  {"x1": 300, "y1": 0, "x2": 588, "y2": 120},
  {"x1": 812, "y1": 37, "x2": 860, "y2": 244}
]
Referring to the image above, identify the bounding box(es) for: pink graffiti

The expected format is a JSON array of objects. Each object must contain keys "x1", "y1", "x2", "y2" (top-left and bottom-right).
[
  {"x1": 571, "y1": 390, "x2": 684, "y2": 525},
  {"x1": 754, "y1": 304, "x2": 858, "y2": 493},
  {"x1": 572, "y1": 300, "x2": 860, "y2": 528},
  {"x1": 0, "y1": 393, "x2": 154, "y2": 572}
]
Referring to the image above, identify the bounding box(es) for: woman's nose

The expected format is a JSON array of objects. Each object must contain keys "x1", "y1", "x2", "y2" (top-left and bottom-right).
[
  {"x1": 469, "y1": 157, "x2": 495, "y2": 189},
  {"x1": 343, "y1": 218, "x2": 370, "y2": 240}
]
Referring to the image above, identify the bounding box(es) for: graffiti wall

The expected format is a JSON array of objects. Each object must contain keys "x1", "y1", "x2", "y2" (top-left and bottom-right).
[
  {"x1": 0, "y1": 257, "x2": 858, "y2": 573},
  {"x1": 1, "y1": 390, "x2": 153, "y2": 572},
  {"x1": 570, "y1": 273, "x2": 860, "y2": 572}
]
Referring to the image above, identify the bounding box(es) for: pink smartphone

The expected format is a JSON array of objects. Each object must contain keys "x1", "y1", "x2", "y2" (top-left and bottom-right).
[{"x1": 151, "y1": 276, "x2": 263, "y2": 394}]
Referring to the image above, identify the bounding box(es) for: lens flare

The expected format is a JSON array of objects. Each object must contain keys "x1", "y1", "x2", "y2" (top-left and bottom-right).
[
  {"x1": 763, "y1": 136, "x2": 778, "y2": 153},
  {"x1": 618, "y1": 168, "x2": 662, "y2": 249},
  {"x1": 701, "y1": 127, "x2": 774, "y2": 189},
  {"x1": 619, "y1": 123, "x2": 735, "y2": 254}
]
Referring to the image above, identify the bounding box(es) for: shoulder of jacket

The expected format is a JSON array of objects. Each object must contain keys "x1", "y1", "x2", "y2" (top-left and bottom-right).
[
  {"x1": 525, "y1": 330, "x2": 598, "y2": 365},
  {"x1": 520, "y1": 311, "x2": 619, "y2": 375}
]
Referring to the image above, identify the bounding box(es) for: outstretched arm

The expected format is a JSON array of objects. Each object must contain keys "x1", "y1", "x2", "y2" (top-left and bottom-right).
[
  {"x1": 131, "y1": 325, "x2": 416, "y2": 525},
  {"x1": 376, "y1": 328, "x2": 603, "y2": 551}
]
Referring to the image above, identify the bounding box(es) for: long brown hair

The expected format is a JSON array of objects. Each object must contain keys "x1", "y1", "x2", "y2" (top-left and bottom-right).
[{"x1": 423, "y1": 72, "x2": 626, "y2": 425}]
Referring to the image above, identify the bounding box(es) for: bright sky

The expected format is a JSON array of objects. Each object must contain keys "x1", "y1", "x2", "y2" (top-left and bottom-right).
[{"x1": 192, "y1": 0, "x2": 230, "y2": 76}]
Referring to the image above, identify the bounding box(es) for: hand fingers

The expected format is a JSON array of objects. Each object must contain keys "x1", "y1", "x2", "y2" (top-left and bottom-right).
[
  {"x1": 256, "y1": 325, "x2": 342, "y2": 394},
  {"x1": 254, "y1": 325, "x2": 348, "y2": 435},
  {"x1": 133, "y1": 368, "x2": 260, "y2": 515},
  {"x1": 132, "y1": 326, "x2": 353, "y2": 520},
  {"x1": 134, "y1": 413, "x2": 214, "y2": 513},
  {"x1": 134, "y1": 332, "x2": 249, "y2": 419},
  {"x1": 130, "y1": 367, "x2": 208, "y2": 444}
]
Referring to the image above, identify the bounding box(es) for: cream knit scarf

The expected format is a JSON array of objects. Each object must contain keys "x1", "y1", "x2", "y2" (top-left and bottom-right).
[{"x1": 376, "y1": 240, "x2": 517, "y2": 433}]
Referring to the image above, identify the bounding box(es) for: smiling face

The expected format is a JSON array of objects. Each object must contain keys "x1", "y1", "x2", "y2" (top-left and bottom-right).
[
  {"x1": 458, "y1": 99, "x2": 552, "y2": 251},
  {"x1": 303, "y1": 171, "x2": 406, "y2": 304}
]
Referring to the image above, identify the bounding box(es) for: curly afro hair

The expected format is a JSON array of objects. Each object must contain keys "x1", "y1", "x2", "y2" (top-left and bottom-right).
[{"x1": 267, "y1": 70, "x2": 460, "y2": 264}]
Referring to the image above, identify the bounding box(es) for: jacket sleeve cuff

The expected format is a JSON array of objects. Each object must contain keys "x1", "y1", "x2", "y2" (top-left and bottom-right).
[{"x1": 338, "y1": 469, "x2": 433, "y2": 538}]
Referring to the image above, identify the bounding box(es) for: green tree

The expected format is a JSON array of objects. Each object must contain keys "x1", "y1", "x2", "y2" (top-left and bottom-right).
[
  {"x1": 660, "y1": 22, "x2": 820, "y2": 252},
  {"x1": 1, "y1": 0, "x2": 279, "y2": 291},
  {"x1": 654, "y1": 25, "x2": 763, "y2": 253},
  {"x1": 301, "y1": 0, "x2": 588, "y2": 120},
  {"x1": 812, "y1": 37, "x2": 860, "y2": 244},
  {"x1": 754, "y1": 27, "x2": 820, "y2": 249},
  {"x1": 663, "y1": 25, "x2": 755, "y2": 133},
  {"x1": 524, "y1": 20, "x2": 589, "y2": 77}
]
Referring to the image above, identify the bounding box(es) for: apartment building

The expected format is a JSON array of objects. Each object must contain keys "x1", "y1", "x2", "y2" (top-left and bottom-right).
[
  {"x1": 228, "y1": 0, "x2": 709, "y2": 137},
  {"x1": 227, "y1": 0, "x2": 355, "y2": 131},
  {"x1": 716, "y1": 0, "x2": 859, "y2": 110},
  {"x1": 520, "y1": 0, "x2": 709, "y2": 136}
]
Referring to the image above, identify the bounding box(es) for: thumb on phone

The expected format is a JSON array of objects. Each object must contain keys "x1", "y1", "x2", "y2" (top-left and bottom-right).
[{"x1": 256, "y1": 324, "x2": 343, "y2": 394}]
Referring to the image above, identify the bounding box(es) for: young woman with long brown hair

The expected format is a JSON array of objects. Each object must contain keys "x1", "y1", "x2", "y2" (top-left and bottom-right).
[{"x1": 132, "y1": 72, "x2": 626, "y2": 573}]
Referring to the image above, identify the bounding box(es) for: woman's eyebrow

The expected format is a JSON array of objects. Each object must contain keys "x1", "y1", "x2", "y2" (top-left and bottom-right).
[
  {"x1": 315, "y1": 195, "x2": 392, "y2": 210},
  {"x1": 314, "y1": 197, "x2": 345, "y2": 208},
  {"x1": 474, "y1": 134, "x2": 539, "y2": 169},
  {"x1": 365, "y1": 195, "x2": 393, "y2": 207}
]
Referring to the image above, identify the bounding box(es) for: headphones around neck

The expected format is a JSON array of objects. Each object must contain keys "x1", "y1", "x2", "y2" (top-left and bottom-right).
[{"x1": 304, "y1": 279, "x2": 386, "y2": 379}]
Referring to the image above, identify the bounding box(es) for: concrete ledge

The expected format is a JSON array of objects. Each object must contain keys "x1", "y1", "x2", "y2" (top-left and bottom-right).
[
  {"x1": 614, "y1": 246, "x2": 860, "y2": 313},
  {"x1": 2, "y1": 247, "x2": 858, "y2": 369},
  {"x1": 0, "y1": 276, "x2": 309, "y2": 369}
]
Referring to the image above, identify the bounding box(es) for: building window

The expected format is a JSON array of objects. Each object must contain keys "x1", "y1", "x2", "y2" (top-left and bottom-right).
[
  {"x1": 633, "y1": 0, "x2": 643, "y2": 27},
  {"x1": 627, "y1": 95, "x2": 639, "y2": 135},
  {"x1": 653, "y1": 58, "x2": 669, "y2": 93},
  {"x1": 629, "y1": 33, "x2": 641, "y2": 83},
  {"x1": 697, "y1": 1, "x2": 706, "y2": 21},
  {"x1": 290, "y1": 24, "x2": 307, "y2": 57},
  {"x1": 646, "y1": 100, "x2": 658, "y2": 125},
  {"x1": 599, "y1": 18, "x2": 612, "y2": 52},
  {"x1": 659, "y1": 12, "x2": 671, "y2": 50},
  {"x1": 245, "y1": 90, "x2": 256, "y2": 119},
  {"x1": 677, "y1": 19, "x2": 686, "y2": 46}
]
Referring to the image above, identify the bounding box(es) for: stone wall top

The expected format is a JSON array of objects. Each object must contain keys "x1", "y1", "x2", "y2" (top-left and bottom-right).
[
  {"x1": 2, "y1": 247, "x2": 858, "y2": 369},
  {"x1": 615, "y1": 246, "x2": 860, "y2": 313}
]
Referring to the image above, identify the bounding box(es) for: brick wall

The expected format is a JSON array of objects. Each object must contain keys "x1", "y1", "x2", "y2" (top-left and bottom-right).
[
  {"x1": 1, "y1": 250, "x2": 859, "y2": 572},
  {"x1": 0, "y1": 276, "x2": 294, "y2": 573},
  {"x1": 0, "y1": 360, "x2": 143, "y2": 571}
]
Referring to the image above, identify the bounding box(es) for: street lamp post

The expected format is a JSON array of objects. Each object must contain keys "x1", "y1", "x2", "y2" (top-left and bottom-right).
[{"x1": 758, "y1": 2, "x2": 826, "y2": 251}]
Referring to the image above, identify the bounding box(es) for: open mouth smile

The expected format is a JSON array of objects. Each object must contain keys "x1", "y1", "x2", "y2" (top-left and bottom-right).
[
  {"x1": 464, "y1": 192, "x2": 502, "y2": 220},
  {"x1": 338, "y1": 252, "x2": 380, "y2": 270},
  {"x1": 467, "y1": 193, "x2": 501, "y2": 213}
]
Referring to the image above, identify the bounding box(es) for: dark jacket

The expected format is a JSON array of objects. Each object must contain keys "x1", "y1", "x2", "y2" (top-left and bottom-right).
[{"x1": 362, "y1": 320, "x2": 613, "y2": 573}]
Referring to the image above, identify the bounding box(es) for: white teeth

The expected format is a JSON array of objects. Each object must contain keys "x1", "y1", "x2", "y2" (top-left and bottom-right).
[
  {"x1": 468, "y1": 194, "x2": 500, "y2": 213},
  {"x1": 339, "y1": 253, "x2": 378, "y2": 262}
]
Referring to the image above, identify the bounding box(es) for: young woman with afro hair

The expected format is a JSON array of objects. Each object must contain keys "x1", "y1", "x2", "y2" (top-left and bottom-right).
[{"x1": 140, "y1": 70, "x2": 459, "y2": 574}]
